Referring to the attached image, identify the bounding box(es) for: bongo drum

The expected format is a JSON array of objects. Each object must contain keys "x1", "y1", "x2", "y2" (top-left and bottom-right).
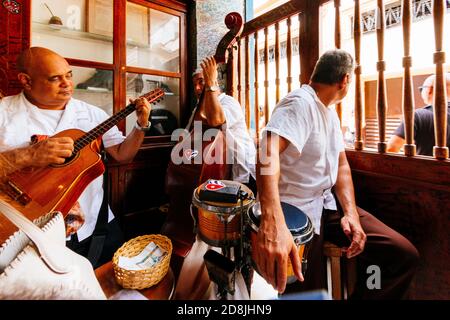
[
  {"x1": 192, "y1": 181, "x2": 254, "y2": 247},
  {"x1": 248, "y1": 202, "x2": 314, "y2": 284}
]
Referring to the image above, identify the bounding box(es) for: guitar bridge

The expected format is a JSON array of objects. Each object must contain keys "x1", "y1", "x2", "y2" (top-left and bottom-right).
[{"x1": 4, "y1": 180, "x2": 32, "y2": 206}]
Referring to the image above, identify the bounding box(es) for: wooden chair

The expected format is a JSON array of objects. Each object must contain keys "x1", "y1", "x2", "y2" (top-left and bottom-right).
[{"x1": 323, "y1": 241, "x2": 357, "y2": 300}]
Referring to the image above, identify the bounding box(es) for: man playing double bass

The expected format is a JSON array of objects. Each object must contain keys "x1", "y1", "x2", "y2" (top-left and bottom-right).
[
  {"x1": 0, "y1": 47, "x2": 152, "y2": 267},
  {"x1": 190, "y1": 56, "x2": 256, "y2": 191},
  {"x1": 173, "y1": 56, "x2": 264, "y2": 299}
]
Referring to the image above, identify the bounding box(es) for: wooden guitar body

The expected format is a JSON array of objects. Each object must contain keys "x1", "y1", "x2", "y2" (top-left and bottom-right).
[{"x1": 0, "y1": 129, "x2": 104, "y2": 243}]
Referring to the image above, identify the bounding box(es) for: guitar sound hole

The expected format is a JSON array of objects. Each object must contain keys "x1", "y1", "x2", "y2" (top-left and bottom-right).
[
  {"x1": 64, "y1": 152, "x2": 77, "y2": 164},
  {"x1": 50, "y1": 151, "x2": 79, "y2": 168}
]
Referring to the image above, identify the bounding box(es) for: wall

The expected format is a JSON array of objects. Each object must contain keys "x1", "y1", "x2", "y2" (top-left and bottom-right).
[
  {"x1": 347, "y1": 150, "x2": 450, "y2": 299},
  {"x1": 194, "y1": 0, "x2": 244, "y2": 68}
]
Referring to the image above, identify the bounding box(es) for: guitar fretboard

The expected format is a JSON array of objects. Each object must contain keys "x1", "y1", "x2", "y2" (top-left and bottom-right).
[
  {"x1": 72, "y1": 88, "x2": 164, "y2": 154},
  {"x1": 73, "y1": 104, "x2": 136, "y2": 153}
]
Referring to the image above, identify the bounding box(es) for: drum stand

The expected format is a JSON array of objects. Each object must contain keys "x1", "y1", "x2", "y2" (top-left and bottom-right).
[
  {"x1": 198, "y1": 187, "x2": 255, "y2": 300},
  {"x1": 226, "y1": 191, "x2": 254, "y2": 298},
  {"x1": 238, "y1": 194, "x2": 254, "y2": 297}
]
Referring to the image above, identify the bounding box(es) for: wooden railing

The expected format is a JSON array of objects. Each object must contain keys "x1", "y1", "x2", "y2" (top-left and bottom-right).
[
  {"x1": 230, "y1": 0, "x2": 448, "y2": 159},
  {"x1": 228, "y1": 0, "x2": 321, "y2": 141},
  {"x1": 347, "y1": 0, "x2": 448, "y2": 159}
]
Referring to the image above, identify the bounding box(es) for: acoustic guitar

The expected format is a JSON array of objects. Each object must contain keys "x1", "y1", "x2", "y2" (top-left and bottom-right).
[{"x1": 0, "y1": 88, "x2": 165, "y2": 243}]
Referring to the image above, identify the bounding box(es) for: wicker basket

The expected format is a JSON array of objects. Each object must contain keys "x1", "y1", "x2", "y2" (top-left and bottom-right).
[{"x1": 112, "y1": 234, "x2": 172, "y2": 290}]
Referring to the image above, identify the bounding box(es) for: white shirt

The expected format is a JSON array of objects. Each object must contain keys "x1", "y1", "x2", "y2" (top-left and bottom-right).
[
  {"x1": 218, "y1": 93, "x2": 256, "y2": 183},
  {"x1": 262, "y1": 85, "x2": 345, "y2": 234},
  {"x1": 0, "y1": 92, "x2": 126, "y2": 241}
]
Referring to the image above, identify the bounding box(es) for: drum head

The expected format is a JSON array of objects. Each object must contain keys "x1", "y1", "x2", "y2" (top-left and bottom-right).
[
  {"x1": 192, "y1": 180, "x2": 254, "y2": 215},
  {"x1": 281, "y1": 202, "x2": 311, "y2": 236},
  {"x1": 248, "y1": 202, "x2": 314, "y2": 243}
]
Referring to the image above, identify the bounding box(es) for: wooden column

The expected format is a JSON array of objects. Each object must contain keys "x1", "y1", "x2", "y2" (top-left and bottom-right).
[
  {"x1": 0, "y1": 0, "x2": 30, "y2": 96},
  {"x1": 237, "y1": 38, "x2": 243, "y2": 106},
  {"x1": 401, "y1": 0, "x2": 416, "y2": 156},
  {"x1": 334, "y1": 0, "x2": 343, "y2": 124},
  {"x1": 245, "y1": 36, "x2": 251, "y2": 130},
  {"x1": 254, "y1": 31, "x2": 260, "y2": 141},
  {"x1": 113, "y1": 0, "x2": 126, "y2": 133},
  {"x1": 286, "y1": 17, "x2": 293, "y2": 92},
  {"x1": 299, "y1": 0, "x2": 320, "y2": 84},
  {"x1": 275, "y1": 22, "x2": 281, "y2": 103},
  {"x1": 432, "y1": 0, "x2": 448, "y2": 159},
  {"x1": 376, "y1": 0, "x2": 388, "y2": 153},
  {"x1": 353, "y1": 0, "x2": 364, "y2": 150},
  {"x1": 264, "y1": 27, "x2": 270, "y2": 125},
  {"x1": 298, "y1": 13, "x2": 302, "y2": 85}
]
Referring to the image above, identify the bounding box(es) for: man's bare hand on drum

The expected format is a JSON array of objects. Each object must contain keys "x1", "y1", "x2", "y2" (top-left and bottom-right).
[{"x1": 254, "y1": 207, "x2": 303, "y2": 293}]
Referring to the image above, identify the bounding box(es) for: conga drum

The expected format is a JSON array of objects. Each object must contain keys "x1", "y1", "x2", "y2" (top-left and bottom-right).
[
  {"x1": 192, "y1": 180, "x2": 254, "y2": 248},
  {"x1": 248, "y1": 201, "x2": 314, "y2": 284}
]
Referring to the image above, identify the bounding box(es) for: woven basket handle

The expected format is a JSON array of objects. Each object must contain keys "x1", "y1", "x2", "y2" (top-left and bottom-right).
[{"x1": 0, "y1": 201, "x2": 70, "y2": 274}]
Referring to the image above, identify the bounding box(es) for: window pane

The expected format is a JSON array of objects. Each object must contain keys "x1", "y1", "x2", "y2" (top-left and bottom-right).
[
  {"x1": 125, "y1": 73, "x2": 180, "y2": 136},
  {"x1": 126, "y1": 3, "x2": 180, "y2": 72},
  {"x1": 72, "y1": 66, "x2": 113, "y2": 116},
  {"x1": 31, "y1": 0, "x2": 113, "y2": 63}
]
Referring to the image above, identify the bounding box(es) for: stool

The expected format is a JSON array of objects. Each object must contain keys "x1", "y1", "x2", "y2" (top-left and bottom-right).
[{"x1": 323, "y1": 242, "x2": 357, "y2": 300}]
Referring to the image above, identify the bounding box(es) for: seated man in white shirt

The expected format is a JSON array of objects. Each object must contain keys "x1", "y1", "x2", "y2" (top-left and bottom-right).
[
  {"x1": 174, "y1": 56, "x2": 271, "y2": 299},
  {"x1": 0, "y1": 47, "x2": 151, "y2": 268},
  {"x1": 255, "y1": 49, "x2": 419, "y2": 299}
]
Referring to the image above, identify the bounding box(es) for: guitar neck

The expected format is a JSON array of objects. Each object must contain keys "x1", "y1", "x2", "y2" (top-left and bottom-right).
[{"x1": 73, "y1": 103, "x2": 136, "y2": 153}]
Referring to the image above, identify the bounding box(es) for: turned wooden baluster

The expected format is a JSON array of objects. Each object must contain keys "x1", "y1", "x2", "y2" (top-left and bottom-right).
[
  {"x1": 286, "y1": 16, "x2": 293, "y2": 93},
  {"x1": 237, "y1": 38, "x2": 243, "y2": 106},
  {"x1": 334, "y1": 0, "x2": 343, "y2": 124},
  {"x1": 432, "y1": 0, "x2": 448, "y2": 159},
  {"x1": 376, "y1": 0, "x2": 388, "y2": 153},
  {"x1": 245, "y1": 36, "x2": 251, "y2": 130},
  {"x1": 264, "y1": 27, "x2": 270, "y2": 125},
  {"x1": 353, "y1": 0, "x2": 364, "y2": 150},
  {"x1": 275, "y1": 22, "x2": 281, "y2": 103},
  {"x1": 254, "y1": 31, "x2": 260, "y2": 141},
  {"x1": 401, "y1": 0, "x2": 416, "y2": 156}
]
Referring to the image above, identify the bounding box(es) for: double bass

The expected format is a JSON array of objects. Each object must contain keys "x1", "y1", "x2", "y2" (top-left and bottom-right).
[{"x1": 162, "y1": 12, "x2": 244, "y2": 257}]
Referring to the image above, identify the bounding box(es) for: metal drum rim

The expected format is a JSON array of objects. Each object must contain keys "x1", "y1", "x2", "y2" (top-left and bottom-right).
[{"x1": 192, "y1": 188, "x2": 254, "y2": 215}]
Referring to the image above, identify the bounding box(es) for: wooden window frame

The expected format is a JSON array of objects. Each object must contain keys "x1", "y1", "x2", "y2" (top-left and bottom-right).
[{"x1": 62, "y1": 0, "x2": 187, "y2": 146}]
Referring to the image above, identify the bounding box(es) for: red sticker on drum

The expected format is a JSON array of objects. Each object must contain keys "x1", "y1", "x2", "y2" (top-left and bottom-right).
[
  {"x1": 184, "y1": 149, "x2": 199, "y2": 160},
  {"x1": 205, "y1": 180, "x2": 225, "y2": 191}
]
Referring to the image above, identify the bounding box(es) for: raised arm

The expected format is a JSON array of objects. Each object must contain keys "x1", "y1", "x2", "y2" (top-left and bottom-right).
[
  {"x1": 105, "y1": 97, "x2": 151, "y2": 163},
  {"x1": 198, "y1": 57, "x2": 226, "y2": 127}
]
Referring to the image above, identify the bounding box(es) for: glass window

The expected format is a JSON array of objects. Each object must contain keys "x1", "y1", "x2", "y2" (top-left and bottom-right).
[
  {"x1": 31, "y1": 0, "x2": 113, "y2": 63},
  {"x1": 126, "y1": 2, "x2": 180, "y2": 72},
  {"x1": 254, "y1": 0, "x2": 290, "y2": 18},
  {"x1": 72, "y1": 66, "x2": 113, "y2": 116},
  {"x1": 125, "y1": 73, "x2": 180, "y2": 136}
]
